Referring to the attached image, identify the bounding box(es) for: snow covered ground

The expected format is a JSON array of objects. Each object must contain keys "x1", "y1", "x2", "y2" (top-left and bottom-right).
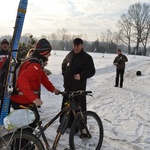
[{"x1": 39, "y1": 50, "x2": 150, "y2": 150}]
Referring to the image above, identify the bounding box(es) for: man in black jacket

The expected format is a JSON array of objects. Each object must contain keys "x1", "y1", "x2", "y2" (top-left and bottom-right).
[
  {"x1": 113, "y1": 49, "x2": 128, "y2": 88},
  {"x1": 60, "y1": 38, "x2": 95, "y2": 128}
]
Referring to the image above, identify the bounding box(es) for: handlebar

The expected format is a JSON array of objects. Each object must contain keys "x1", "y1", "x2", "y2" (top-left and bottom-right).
[
  {"x1": 58, "y1": 90, "x2": 92, "y2": 98},
  {"x1": 19, "y1": 91, "x2": 92, "y2": 109}
]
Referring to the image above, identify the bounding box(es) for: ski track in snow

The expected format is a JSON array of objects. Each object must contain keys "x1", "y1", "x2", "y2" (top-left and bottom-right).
[{"x1": 39, "y1": 51, "x2": 150, "y2": 150}]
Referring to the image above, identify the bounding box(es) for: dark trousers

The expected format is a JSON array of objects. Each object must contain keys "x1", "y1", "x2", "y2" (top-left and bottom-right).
[
  {"x1": 60, "y1": 95, "x2": 86, "y2": 128},
  {"x1": 115, "y1": 69, "x2": 125, "y2": 87}
]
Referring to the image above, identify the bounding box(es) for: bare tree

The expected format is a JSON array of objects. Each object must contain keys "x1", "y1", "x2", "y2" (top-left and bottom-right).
[
  {"x1": 100, "y1": 29, "x2": 117, "y2": 53},
  {"x1": 56, "y1": 28, "x2": 68, "y2": 41},
  {"x1": 140, "y1": 12, "x2": 150, "y2": 55},
  {"x1": 141, "y1": 22, "x2": 150, "y2": 55},
  {"x1": 117, "y1": 14, "x2": 132, "y2": 54},
  {"x1": 40, "y1": 34, "x2": 47, "y2": 39},
  {"x1": 50, "y1": 33, "x2": 58, "y2": 50},
  {"x1": 28, "y1": 34, "x2": 37, "y2": 48},
  {"x1": 56, "y1": 28, "x2": 71, "y2": 50},
  {"x1": 100, "y1": 29, "x2": 114, "y2": 42},
  {"x1": 128, "y1": 2, "x2": 150, "y2": 55}
]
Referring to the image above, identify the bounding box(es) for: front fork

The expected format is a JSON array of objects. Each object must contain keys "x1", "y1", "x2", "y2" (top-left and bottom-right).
[
  {"x1": 76, "y1": 111, "x2": 91, "y2": 139},
  {"x1": 52, "y1": 109, "x2": 71, "y2": 150}
]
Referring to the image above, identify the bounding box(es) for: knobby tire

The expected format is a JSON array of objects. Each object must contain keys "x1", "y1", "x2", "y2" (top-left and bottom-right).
[
  {"x1": 0, "y1": 130, "x2": 45, "y2": 150},
  {"x1": 69, "y1": 111, "x2": 103, "y2": 150}
]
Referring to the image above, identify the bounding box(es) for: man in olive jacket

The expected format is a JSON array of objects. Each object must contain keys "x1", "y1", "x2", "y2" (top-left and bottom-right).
[
  {"x1": 113, "y1": 49, "x2": 128, "y2": 88},
  {"x1": 60, "y1": 38, "x2": 95, "y2": 128}
]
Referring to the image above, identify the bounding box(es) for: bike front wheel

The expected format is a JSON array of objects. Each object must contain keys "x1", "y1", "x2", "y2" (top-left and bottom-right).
[
  {"x1": 0, "y1": 130, "x2": 45, "y2": 150},
  {"x1": 69, "y1": 111, "x2": 103, "y2": 150}
]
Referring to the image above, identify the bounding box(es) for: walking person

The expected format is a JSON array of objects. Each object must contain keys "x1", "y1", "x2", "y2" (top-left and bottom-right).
[
  {"x1": 60, "y1": 38, "x2": 95, "y2": 128},
  {"x1": 113, "y1": 49, "x2": 128, "y2": 88}
]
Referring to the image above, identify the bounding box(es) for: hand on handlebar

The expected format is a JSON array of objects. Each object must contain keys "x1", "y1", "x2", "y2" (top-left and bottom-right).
[{"x1": 53, "y1": 88, "x2": 61, "y2": 95}]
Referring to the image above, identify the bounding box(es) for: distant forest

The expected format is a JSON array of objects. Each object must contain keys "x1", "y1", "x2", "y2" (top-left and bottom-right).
[{"x1": 0, "y1": 33, "x2": 131, "y2": 59}]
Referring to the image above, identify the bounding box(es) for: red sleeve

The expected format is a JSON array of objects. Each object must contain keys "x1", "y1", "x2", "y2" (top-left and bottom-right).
[{"x1": 41, "y1": 71, "x2": 55, "y2": 92}]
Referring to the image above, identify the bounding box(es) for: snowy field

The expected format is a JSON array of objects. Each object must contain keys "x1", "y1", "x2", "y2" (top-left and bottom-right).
[{"x1": 39, "y1": 50, "x2": 150, "y2": 150}]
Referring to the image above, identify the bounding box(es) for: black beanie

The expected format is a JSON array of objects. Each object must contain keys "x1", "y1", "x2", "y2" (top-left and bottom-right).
[{"x1": 35, "y1": 38, "x2": 52, "y2": 55}]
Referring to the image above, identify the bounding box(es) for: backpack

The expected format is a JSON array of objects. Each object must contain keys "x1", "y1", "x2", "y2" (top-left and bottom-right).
[
  {"x1": 11, "y1": 57, "x2": 41, "y2": 95},
  {"x1": 136, "y1": 71, "x2": 141, "y2": 76}
]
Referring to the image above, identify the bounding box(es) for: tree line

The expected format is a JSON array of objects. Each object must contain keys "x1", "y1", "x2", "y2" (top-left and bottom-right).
[
  {"x1": 0, "y1": 31, "x2": 120, "y2": 59},
  {"x1": 117, "y1": 2, "x2": 150, "y2": 56},
  {"x1": 1, "y1": 2, "x2": 150, "y2": 58}
]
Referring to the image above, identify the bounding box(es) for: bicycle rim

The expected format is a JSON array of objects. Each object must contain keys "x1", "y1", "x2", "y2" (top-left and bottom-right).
[
  {"x1": 69, "y1": 111, "x2": 103, "y2": 150},
  {"x1": 0, "y1": 130, "x2": 45, "y2": 150}
]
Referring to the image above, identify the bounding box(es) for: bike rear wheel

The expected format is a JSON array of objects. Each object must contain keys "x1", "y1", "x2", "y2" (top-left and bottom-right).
[
  {"x1": 0, "y1": 130, "x2": 45, "y2": 150},
  {"x1": 69, "y1": 111, "x2": 103, "y2": 150}
]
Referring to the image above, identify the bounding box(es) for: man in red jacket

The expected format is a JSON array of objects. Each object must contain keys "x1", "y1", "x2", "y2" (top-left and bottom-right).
[
  {"x1": 11, "y1": 38, "x2": 59, "y2": 107},
  {"x1": 10, "y1": 38, "x2": 59, "y2": 139}
]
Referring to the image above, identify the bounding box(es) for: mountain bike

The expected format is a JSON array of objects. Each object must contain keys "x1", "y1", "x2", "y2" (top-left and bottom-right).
[{"x1": 0, "y1": 90, "x2": 103, "y2": 150}]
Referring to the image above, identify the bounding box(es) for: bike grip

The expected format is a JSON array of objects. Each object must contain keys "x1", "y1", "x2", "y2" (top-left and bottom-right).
[
  {"x1": 85, "y1": 91, "x2": 92, "y2": 94},
  {"x1": 58, "y1": 91, "x2": 64, "y2": 95}
]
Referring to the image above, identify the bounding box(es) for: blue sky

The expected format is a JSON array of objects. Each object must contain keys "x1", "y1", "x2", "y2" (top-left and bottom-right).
[{"x1": 0, "y1": 0, "x2": 150, "y2": 41}]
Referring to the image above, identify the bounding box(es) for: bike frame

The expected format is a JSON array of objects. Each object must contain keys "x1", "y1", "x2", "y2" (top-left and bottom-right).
[
  {"x1": 35, "y1": 97, "x2": 83, "y2": 150},
  {"x1": 37, "y1": 103, "x2": 70, "y2": 150}
]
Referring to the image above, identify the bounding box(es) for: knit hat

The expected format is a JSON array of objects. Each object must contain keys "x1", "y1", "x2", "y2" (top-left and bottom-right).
[
  {"x1": 73, "y1": 38, "x2": 83, "y2": 45},
  {"x1": 1, "y1": 39, "x2": 9, "y2": 44},
  {"x1": 35, "y1": 38, "x2": 52, "y2": 55}
]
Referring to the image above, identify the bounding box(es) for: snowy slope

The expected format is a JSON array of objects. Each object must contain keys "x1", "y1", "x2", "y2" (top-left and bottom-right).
[{"x1": 39, "y1": 51, "x2": 150, "y2": 150}]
